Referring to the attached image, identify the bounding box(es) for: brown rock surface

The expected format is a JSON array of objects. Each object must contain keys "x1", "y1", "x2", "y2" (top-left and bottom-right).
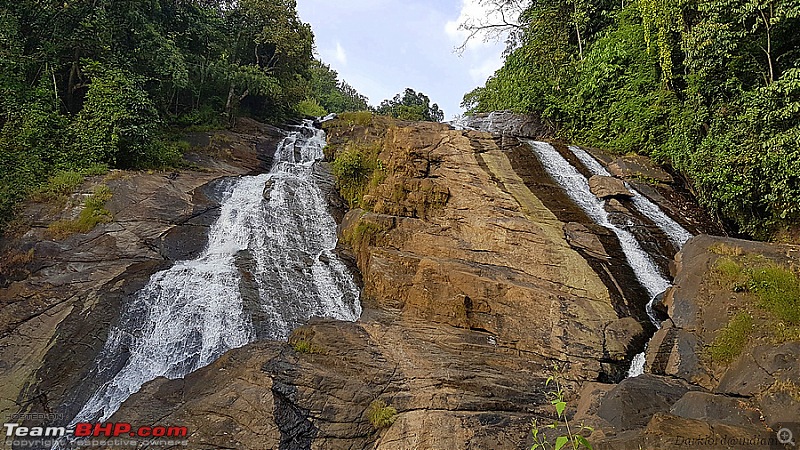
[
  {"x1": 583, "y1": 234, "x2": 800, "y2": 448},
  {"x1": 107, "y1": 116, "x2": 653, "y2": 449},
  {"x1": 589, "y1": 175, "x2": 633, "y2": 199},
  {"x1": 607, "y1": 155, "x2": 674, "y2": 184}
]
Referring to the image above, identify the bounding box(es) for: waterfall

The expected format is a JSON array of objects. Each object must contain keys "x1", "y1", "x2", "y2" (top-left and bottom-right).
[
  {"x1": 525, "y1": 141, "x2": 673, "y2": 377},
  {"x1": 567, "y1": 145, "x2": 692, "y2": 248},
  {"x1": 69, "y1": 120, "x2": 361, "y2": 425},
  {"x1": 565, "y1": 145, "x2": 694, "y2": 377}
]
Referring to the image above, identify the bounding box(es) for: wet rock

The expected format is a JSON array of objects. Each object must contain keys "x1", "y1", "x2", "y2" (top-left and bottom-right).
[
  {"x1": 604, "y1": 317, "x2": 647, "y2": 362},
  {"x1": 589, "y1": 175, "x2": 632, "y2": 199},
  {"x1": 0, "y1": 118, "x2": 283, "y2": 427},
  {"x1": 608, "y1": 155, "x2": 674, "y2": 184},
  {"x1": 564, "y1": 222, "x2": 610, "y2": 260},
  {"x1": 461, "y1": 110, "x2": 556, "y2": 138}
]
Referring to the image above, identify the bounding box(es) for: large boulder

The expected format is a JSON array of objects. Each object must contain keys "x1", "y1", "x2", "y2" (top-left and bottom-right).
[{"x1": 589, "y1": 175, "x2": 633, "y2": 199}]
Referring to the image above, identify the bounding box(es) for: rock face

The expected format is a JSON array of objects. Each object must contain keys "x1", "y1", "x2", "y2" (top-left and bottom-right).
[
  {"x1": 580, "y1": 235, "x2": 800, "y2": 448},
  {"x1": 106, "y1": 115, "x2": 681, "y2": 449},
  {"x1": 0, "y1": 122, "x2": 285, "y2": 429},
  {"x1": 607, "y1": 155, "x2": 674, "y2": 184},
  {"x1": 3, "y1": 112, "x2": 775, "y2": 450},
  {"x1": 589, "y1": 175, "x2": 632, "y2": 199}
]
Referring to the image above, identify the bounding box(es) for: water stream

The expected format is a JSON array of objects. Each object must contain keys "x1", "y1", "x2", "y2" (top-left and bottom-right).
[
  {"x1": 525, "y1": 140, "x2": 683, "y2": 377},
  {"x1": 68, "y1": 120, "x2": 361, "y2": 425}
]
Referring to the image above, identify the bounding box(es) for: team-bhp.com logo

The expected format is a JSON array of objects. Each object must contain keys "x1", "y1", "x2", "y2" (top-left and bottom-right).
[{"x1": 4, "y1": 422, "x2": 188, "y2": 438}]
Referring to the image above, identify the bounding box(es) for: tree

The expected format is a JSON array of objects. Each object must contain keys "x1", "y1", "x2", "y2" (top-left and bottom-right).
[{"x1": 376, "y1": 89, "x2": 444, "y2": 122}]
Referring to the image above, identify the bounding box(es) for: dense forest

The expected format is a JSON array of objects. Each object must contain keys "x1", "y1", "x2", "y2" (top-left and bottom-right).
[
  {"x1": 0, "y1": 0, "x2": 368, "y2": 229},
  {"x1": 463, "y1": 0, "x2": 800, "y2": 240}
]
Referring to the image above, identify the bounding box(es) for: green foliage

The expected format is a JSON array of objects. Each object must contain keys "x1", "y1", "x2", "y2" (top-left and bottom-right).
[
  {"x1": 32, "y1": 171, "x2": 85, "y2": 203},
  {"x1": 708, "y1": 312, "x2": 754, "y2": 363},
  {"x1": 307, "y1": 60, "x2": 369, "y2": 113},
  {"x1": 366, "y1": 399, "x2": 397, "y2": 429},
  {"x1": 530, "y1": 364, "x2": 593, "y2": 450},
  {"x1": 464, "y1": 0, "x2": 800, "y2": 239},
  {"x1": 296, "y1": 98, "x2": 327, "y2": 118},
  {"x1": 331, "y1": 144, "x2": 384, "y2": 208},
  {"x1": 339, "y1": 111, "x2": 374, "y2": 126},
  {"x1": 291, "y1": 339, "x2": 322, "y2": 354},
  {"x1": 72, "y1": 62, "x2": 162, "y2": 168},
  {"x1": 376, "y1": 88, "x2": 445, "y2": 122},
  {"x1": 748, "y1": 265, "x2": 800, "y2": 324},
  {"x1": 0, "y1": 0, "x2": 363, "y2": 231},
  {"x1": 714, "y1": 255, "x2": 800, "y2": 324}
]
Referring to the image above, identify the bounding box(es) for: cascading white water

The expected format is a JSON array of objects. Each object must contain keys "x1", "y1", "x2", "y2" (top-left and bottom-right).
[
  {"x1": 566, "y1": 145, "x2": 695, "y2": 377},
  {"x1": 525, "y1": 141, "x2": 671, "y2": 377},
  {"x1": 69, "y1": 120, "x2": 361, "y2": 425},
  {"x1": 567, "y1": 145, "x2": 692, "y2": 248},
  {"x1": 526, "y1": 141, "x2": 670, "y2": 300}
]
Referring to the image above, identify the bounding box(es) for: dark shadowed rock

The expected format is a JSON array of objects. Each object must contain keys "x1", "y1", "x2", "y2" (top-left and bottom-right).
[
  {"x1": 596, "y1": 374, "x2": 697, "y2": 431},
  {"x1": 608, "y1": 155, "x2": 674, "y2": 184}
]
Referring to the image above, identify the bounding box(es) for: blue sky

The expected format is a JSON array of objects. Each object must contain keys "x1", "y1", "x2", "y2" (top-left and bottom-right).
[{"x1": 295, "y1": 0, "x2": 511, "y2": 120}]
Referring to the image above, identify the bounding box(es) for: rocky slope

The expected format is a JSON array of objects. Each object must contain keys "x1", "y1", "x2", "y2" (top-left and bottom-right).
[
  {"x1": 2, "y1": 113, "x2": 795, "y2": 450},
  {"x1": 0, "y1": 119, "x2": 285, "y2": 428},
  {"x1": 580, "y1": 235, "x2": 799, "y2": 449},
  {"x1": 106, "y1": 114, "x2": 729, "y2": 449}
]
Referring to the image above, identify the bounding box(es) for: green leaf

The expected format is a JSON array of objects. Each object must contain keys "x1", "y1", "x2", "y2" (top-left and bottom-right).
[
  {"x1": 555, "y1": 435, "x2": 569, "y2": 450},
  {"x1": 577, "y1": 435, "x2": 594, "y2": 449},
  {"x1": 555, "y1": 401, "x2": 567, "y2": 418}
]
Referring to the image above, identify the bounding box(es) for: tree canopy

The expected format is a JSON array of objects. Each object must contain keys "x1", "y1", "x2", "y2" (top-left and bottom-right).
[
  {"x1": 462, "y1": 0, "x2": 800, "y2": 239},
  {"x1": 376, "y1": 89, "x2": 445, "y2": 122},
  {"x1": 0, "y1": 0, "x2": 368, "y2": 230}
]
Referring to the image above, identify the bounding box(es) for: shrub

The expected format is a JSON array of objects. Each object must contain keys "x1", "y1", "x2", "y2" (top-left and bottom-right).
[
  {"x1": 339, "y1": 111, "x2": 373, "y2": 126},
  {"x1": 530, "y1": 363, "x2": 593, "y2": 450},
  {"x1": 71, "y1": 61, "x2": 162, "y2": 168},
  {"x1": 32, "y1": 171, "x2": 84, "y2": 203},
  {"x1": 292, "y1": 339, "x2": 322, "y2": 354},
  {"x1": 296, "y1": 98, "x2": 327, "y2": 118},
  {"x1": 331, "y1": 144, "x2": 383, "y2": 208},
  {"x1": 366, "y1": 399, "x2": 397, "y2": 429}
]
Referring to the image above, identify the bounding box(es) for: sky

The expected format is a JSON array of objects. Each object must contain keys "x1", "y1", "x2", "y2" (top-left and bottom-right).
[{"x1": 295, "y1": 0, "x2": 513, "y2": 120}]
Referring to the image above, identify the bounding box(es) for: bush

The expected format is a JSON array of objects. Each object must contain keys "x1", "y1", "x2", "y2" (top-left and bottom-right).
[
  {"x1": 366, "y1": 399, "x2": 397, "y2": 429},
  {"x1": 32, "y1": 171, "x2": 84, "y2": 203},
  {"x1": 71, "y1": 62, "x2": 162, "y2": 168},
  {"x1": 331, "y1": 144, "x2": 383, "y2": 208},
  {"x1": 296, "y1": 98, "x2": 327, "y2": 118}
]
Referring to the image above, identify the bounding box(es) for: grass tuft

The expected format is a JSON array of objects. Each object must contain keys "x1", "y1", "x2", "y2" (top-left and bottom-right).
[
  {"x1": 366, "y1": 399, "x2": 397, "y2": 429},
  {"x1": 708, "y1": 312, "x2": 753, "y2": 363},
  {"x1": 291, "y1": 339, "x2": 322, "y2": 354},
  {"x1": 48, "y1": 185, "x2": 113, "y2": 237}
]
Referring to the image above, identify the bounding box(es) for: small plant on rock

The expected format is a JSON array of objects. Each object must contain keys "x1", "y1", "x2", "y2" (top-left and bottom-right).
[
  {"x1": 530, "y1": 364, "x2": 593, "y2": 450},
  {"x1": 366, "y1": 399, "x2": 397, "y2": 429}
]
